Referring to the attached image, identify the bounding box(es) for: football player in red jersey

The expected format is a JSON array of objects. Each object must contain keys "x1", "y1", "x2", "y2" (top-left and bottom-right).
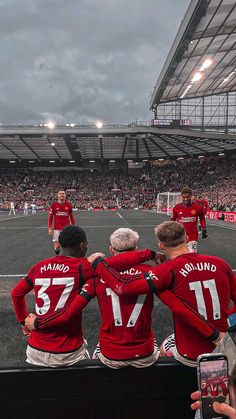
[
  {"x1": 86, "y1": 221, "x2": 236, "y2": 367},
  {"x1": 25, "y1": 227, "x2": 224, "y2": 369},
  {"x1": 48, "y1": 190, "x2": 75, "y2": 255},
  {"x1": 11, "y1": 225, "x2": 163, "y2": 367},
  {"x1": 171, "y1": 187, "x2": 207, "y2": 253}
]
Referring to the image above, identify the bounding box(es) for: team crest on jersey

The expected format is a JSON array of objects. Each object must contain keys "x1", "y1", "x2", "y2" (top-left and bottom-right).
[
  {"x1": 65, "y1": 207, "x2": 68, "y2": 210},
  {"x1": 191, "y1": 209, "x2": 196, "y2": 215}
]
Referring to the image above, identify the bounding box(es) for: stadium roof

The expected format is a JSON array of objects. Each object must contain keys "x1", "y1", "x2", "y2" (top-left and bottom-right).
[
  {"x1": 0, "y1": 125, "x2": 235, "y2": 164},
  {"x1": 150, "y1": 0, "x2": 236, "y2": 108}
]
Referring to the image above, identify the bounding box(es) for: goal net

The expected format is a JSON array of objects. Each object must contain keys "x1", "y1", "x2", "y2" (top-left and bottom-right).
[{"x1": 156, "y1": 192, "x2": 182, "y2": 215}]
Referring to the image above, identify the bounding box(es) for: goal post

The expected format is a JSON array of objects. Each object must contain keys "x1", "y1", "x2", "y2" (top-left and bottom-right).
[{"x1": 156, "y1": 192, "x2": 182, "y2": 215}]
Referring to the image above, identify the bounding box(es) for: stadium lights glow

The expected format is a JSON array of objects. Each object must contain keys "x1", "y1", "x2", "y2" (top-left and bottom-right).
[
  {"x1": 180, "y1": 83, "x2": 192, "y2": 99},
  {"x1": 158, "y1": 158, "x2": 164, "y2": 161},
  {"x1": 70, "y1": 123, "x2": 75, "y2": 127},
  {"x1": 220, "y1": 68, "x2": 236, "y2": 86},
  {"x1": 29, "y1": 160, "x2": 35, "y2": 163},
  {"x1": 198, "y1": 155, "x2": 204, "y2": 158},
  {"x1": 191, "y1": 72, "x2": 202, "y2": 83},
  {"x1": 177, "y1": 157, "x2": 184, "y2": 160},
  {"x1": 49, "y1": 160, "x2": 55, "y2": 163},
  {"x1": 69, "y1": 160, "x2": 75, "y2": 163},
  {"x1": 89, "y1": 160, "x2": 95, "y2": 163},
  {"x1": 142, "y1": 159, "x2": 148, "y2": 162},
  {"x1": 109, "y1": 160, "x2": 115, "y2": 162},
  {"x1": 96, "y1": 121, "x2": 103, "y2": 129},
  {"x1": 9, "y1": 160, "x2": 15, "y2": 163},
  {"x1": 199, "y1": 58, "x2": 213, "y2": 72},
  {"x1": 218, "y1": 153, "x2": 225, "y2": 156},
  {"x1": 47, "y1": 122, "x2": 55, "y2": 129},
  {"x1": 51, "y1": 142, "x2": 55, "y2": 147}
]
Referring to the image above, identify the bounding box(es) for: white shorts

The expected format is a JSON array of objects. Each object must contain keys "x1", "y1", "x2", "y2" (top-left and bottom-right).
[
  {"x1": 26, "y1": 340, "x2": 90, "y2": 368},
  {"x1": 187, "y1": 241, "x2": 198, "y2": 253},
  {"x1": 161, "y1": 334, "x2": 196, "y2": 367},
  {"x1": 52, "y1": 230, "x2": 61, "y2": 242},
  {"x1": 92, "y1": 341, "x2": 160, "y2": 369}
]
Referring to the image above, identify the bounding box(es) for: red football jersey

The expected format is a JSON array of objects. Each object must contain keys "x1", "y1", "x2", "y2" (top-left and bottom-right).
[
  {"x1": 92, "y1": 253, "x2": 236, "y2": 361},
  {"x1": 219, "y1": 375, "x2": 229, "y2": 397},
  {"x1": 11, "y1": 250, "x2": 155, "y2": 354},
  {"x1": 201, "y1": 379, "x2": 210, "y2": 398},
  {"x1": 48, "y1": 201, "x2": 75, "y2": 230},
  {"x1": 171, "y1": 202, "x2": 206, "y2": 241},
  {"x1": 194, "y1": 199, "x2": 209, "y2": 216},
  {"x1": 84, "y1": 264, "x2": 155, "y2": 360},
  {"x1": 208, "y1": 376, "x2": 221, "y2": 397}
]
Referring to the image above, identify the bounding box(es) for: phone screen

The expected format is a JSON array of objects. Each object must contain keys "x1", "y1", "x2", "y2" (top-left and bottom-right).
[{"x1": 199, "y1": 356, "x2": 229, "y2": 419}]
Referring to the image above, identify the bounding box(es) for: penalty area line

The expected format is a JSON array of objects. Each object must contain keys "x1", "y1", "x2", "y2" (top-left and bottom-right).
[
  {"x1": 116, "y1": 212, "x2": 123, "y2": 219},
  {"x1": 0, "y1": 274, "x2": 26, "y2": 277}
]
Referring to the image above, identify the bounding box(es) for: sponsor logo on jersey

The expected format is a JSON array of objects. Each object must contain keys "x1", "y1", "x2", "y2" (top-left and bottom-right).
[{"x1": 179, "y1": 216, "x2": 196, "y2": 222}]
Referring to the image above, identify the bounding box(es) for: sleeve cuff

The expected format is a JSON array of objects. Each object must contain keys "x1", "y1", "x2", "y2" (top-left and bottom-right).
[
  {"x1": 150, "y1": 250, "x2": 156, "y2": 260},
  {"x1": 91, "y1": 256, "x2": 105, "y2": 270},
  {"x1": 34, "y1": 318, "x2": 40, "y2": 331},
  {"x1": 209, "y1": 329, "x2": 220, "y2": 342}
]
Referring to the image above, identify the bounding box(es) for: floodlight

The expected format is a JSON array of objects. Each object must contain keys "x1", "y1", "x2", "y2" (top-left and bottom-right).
[
  {"x1": 47, "y1": 122, "x2": 55, "y2": 129},
  {"x1": 200, "y1": 59, "x2": 213, "y2": 71},
  {"x1": 51, "y1": 142, "x2": 55, "y2": 147},
  {"x1": 70, "y1": 123, "x2": 75, "y2": 127},
  {"x1": 191, "y1": 72, "x2": 202, "y2": 83},
  {"x1": 96, "y1": 121, "x2": 103, "y2": 129}
]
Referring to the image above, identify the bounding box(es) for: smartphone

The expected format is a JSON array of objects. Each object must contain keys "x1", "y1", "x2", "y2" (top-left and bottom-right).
[{"x1": 197, "y1": 353, "x2": 230, "y2": 419}]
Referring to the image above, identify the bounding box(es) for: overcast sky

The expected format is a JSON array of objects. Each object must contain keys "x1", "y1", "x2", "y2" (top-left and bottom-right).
[{"x1": 0, "y1": 0, "x2": 190, "y2": 125}]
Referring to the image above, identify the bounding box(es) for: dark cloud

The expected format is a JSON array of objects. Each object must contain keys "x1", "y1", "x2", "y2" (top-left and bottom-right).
[{"x1": 0, "y1": 0, "x2": 190, "y2": 124}]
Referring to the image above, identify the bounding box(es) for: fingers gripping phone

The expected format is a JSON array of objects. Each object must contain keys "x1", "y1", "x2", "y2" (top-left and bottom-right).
[{"x1": 197, "y1": 353, "x2": 230, "y2": 419}]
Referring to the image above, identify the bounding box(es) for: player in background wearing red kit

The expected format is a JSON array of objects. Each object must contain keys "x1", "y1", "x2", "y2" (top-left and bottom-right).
[
  {"x1": 11, "y1": 225, "x2": 164, "y2": 367},
  {"x1": 48, "y1": 190, "x2": 75, "y2": 255},
  {"x1": 171, "y1": 187, "x2": 208, "y2": 253},
  {"x1": 193, "y1": 193, "x2": 210, "y2": 233},
  {"x1": 86, "y1": 221, "x2": 236, "y2": 367}
]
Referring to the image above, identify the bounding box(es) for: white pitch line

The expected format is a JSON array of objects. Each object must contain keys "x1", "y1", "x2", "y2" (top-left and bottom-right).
[
  {"x1": 0, "y1": 274, "x2": 26, "y2": 277},
  {"x1": 0, "y1": 214, "x2": 34, "y2": 222},
  {"x1": 116, "y1": 212, "x2": 123, "y2": 219}
]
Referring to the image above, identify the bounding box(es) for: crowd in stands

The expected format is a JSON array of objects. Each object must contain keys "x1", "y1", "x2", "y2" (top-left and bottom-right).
[{"x1": 0, "y1": 156, "x2": 235, "y2": 212}]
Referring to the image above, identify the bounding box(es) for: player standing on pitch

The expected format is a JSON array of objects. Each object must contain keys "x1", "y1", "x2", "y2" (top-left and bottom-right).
[
  {"x1": 48, "y1": 190, "x2": 75, "y2": 255},
  {"x1": 171, "y1": 187, "x2": 207, "y2": 253}
]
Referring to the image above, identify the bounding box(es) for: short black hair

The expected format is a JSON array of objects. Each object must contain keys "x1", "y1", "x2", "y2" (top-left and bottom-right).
[
  {"x1": 181, "y1": 187, "x2": 192, "y2": 195},
  {"x1": 59, "y1": 225, "x2": 87, "y2": 248}
]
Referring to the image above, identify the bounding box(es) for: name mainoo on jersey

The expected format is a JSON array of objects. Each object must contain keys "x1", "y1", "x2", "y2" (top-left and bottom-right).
[
  {"x1": 180, "y1": 262, "x2": 216, "y2": 277},
  {"x1": 40, "y1": 263, "x2": 70, "y2": 274}
]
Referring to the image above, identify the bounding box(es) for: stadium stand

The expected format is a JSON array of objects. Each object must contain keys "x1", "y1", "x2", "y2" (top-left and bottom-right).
[
  {"x1": 0, "y1": 155, "x2": 235, "y2": 212},
  {"x1": 0, "y1": 358, "x2": 197, "y2": 419}
]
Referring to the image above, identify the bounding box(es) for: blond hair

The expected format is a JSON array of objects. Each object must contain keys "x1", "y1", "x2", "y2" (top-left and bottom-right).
[{"x1": 154, "y1": 221, "x2": 186, "y2": 248}]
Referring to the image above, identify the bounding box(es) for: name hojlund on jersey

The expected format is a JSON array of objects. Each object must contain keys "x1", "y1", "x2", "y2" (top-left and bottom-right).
[{"x1": 180, "y1": 262, "x2": 217, "y2": 277}]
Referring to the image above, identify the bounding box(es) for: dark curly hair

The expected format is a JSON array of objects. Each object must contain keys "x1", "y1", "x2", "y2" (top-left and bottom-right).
[{"x1": 59, "y1": 225, "x2": 87, "y2": 248}]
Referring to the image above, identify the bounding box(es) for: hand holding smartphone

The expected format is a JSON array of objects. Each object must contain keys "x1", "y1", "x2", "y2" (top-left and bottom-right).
[{"x1": 197, "y1": 353, "x2": 230, "y2": 419}]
